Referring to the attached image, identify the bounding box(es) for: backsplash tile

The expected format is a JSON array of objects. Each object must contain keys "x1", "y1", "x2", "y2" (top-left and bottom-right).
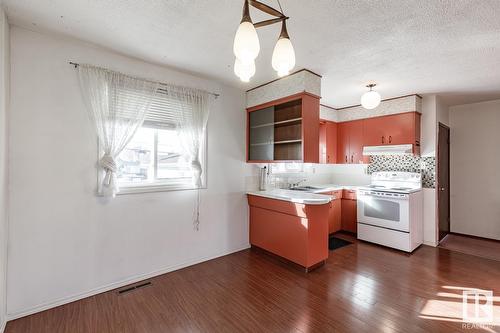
[{"x1": 367, "y1": 155, "x2": 436, "y2": 188}]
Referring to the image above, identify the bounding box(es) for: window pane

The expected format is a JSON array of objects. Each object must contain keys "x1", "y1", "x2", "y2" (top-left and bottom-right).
[
  {"x1": 116, "y1": 127, "x2": 155, "y2": 184},
  {"x1": 157, "y1": 129, "x2": 193, "y2": 181}
]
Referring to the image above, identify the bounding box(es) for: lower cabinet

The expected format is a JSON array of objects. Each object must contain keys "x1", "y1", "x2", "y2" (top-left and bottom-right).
[
  {"x1": 328, "y1": 199, "x2": 342, "y2": 234},
  {"x1": 341, "y1": 190, "x2": 357, "y2": 233}
]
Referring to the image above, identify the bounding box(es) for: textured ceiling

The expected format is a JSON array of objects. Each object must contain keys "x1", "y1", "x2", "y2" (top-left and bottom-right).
[{"x1": 3, "y1": 0, "x2": 500, "y2": 107}]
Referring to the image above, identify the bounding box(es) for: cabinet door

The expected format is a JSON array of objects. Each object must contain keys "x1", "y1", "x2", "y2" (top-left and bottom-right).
[
  {"x1": 319, "y1": 122, "x2": 327, "y2": 164},
  {"x1": 332, "y1": 199, "x2": 342, "y2": 233},
  {"x1": 349, "y1": 120, "x2": 364, "y2": 164},
  {"x1": 363, "y1": 117, "x2": 387, "y2": 146},
  {"x1": 248, "y1": 107, "x2": 275, "y2": 161},
  {"x1": 337, "y1": 122, "x2": 350, "y2": 164},
  {"x1": 383, "y1": 113, "x2": 416, "y2": 145},
  {"x1": 326, "y1": 121, "x2": 338, "y2": 163},
  {"x1": 341, "y1": 199, "x2": 357, "y2": 233}
]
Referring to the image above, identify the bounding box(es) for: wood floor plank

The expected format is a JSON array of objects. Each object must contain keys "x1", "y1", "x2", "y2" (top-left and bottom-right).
[{"x1": 5, "y1": 234, "x2": 500, "y2": 333}]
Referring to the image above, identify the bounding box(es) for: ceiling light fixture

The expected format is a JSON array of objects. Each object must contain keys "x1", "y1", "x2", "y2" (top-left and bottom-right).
[
  {"x1": 233, "y1": 0, "x2": 295, "y2": 82},
  {"x1": 361, "y1": 84, "x2": 381, "y2": 109}
]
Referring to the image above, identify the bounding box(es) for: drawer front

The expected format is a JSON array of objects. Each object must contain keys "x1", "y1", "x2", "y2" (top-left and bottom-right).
[
  {"x1": 331, "y1": 190, "x2": 342, "y2": 199},
  {"x1": 342, "y1": 189, "x2": 357, "y2": 200}
]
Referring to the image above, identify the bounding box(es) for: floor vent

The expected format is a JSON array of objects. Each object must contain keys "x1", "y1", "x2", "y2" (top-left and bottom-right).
[{"x1": 118, "y1": 281, "x2": 152, "y2": 295}]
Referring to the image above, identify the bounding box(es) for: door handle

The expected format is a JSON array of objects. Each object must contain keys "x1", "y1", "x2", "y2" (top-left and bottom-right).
[{"x1": 440, "y1": 187, "x2": 445, "y2": 191}]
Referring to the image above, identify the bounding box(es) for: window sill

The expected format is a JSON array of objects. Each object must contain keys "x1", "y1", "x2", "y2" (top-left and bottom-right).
[{"x1": 115, "y1": 183, "x2": 206, "y2": 195}]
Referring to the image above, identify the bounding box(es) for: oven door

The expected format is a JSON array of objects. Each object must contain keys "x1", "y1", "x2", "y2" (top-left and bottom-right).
[{"x1": 357, "y1": 190, "x2": 410, "y2": 232}]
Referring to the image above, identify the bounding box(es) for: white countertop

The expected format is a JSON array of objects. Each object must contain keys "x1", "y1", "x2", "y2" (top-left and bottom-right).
[
  {"x1": 247, "y1": 189, "x2": 332, "y2": 205},
  {"x1": 305, "y1": 184, "x2": 363, "y2": 193}
]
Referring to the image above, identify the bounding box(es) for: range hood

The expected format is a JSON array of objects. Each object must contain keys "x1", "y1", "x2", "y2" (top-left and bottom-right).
[{"x1": 363, "y1": 144, "x2": 414, "y2": 156}]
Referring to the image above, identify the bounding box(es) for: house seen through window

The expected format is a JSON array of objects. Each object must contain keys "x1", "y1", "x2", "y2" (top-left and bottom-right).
[{"x1": 111, "y1": 90, "x2": 206, "y2": 192}]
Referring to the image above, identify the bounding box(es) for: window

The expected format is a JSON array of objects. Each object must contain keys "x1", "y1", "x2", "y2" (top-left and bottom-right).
[{"x1": 104, "y1": 90, "x2": 207, "y2": 194}]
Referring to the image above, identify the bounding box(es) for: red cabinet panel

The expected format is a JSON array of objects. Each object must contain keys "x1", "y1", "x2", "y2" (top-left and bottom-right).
[
  {"x1": 341, "y1": 198, "x2": 357, "y2": 233},
  {"x1": 337, "y1": 120, "x2": 365, "y2": 164},
  {"x1": 319, "y1": 120, "x2": 337, "y2": 164},
  {"x1": 349, "y1": 120, "x2": 364, "y2": 164},
  {"x1": 363, "y1": 112, "x2": 421, "y2": 153},
  {"x1": 337, "y1": 122, "x2": 350, "y2": 164},
  {"x1": 247, "y1": 194, "x2": 329, "y2": 269}
]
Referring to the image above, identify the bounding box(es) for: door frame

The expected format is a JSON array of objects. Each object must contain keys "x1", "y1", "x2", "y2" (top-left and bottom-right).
[{"x1": 437, "y1": 122, "x2": 450, "y2": 242}]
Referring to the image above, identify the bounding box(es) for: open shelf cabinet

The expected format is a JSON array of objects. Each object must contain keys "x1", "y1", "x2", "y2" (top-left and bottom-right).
[{"x1": 246, "y1": 93, "x2": 320, "y2": 163}]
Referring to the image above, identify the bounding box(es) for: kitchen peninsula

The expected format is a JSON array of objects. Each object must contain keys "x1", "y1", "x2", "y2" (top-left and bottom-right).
[{"x1": 247, "y1": 189, "x2": 331, "y2": 271}]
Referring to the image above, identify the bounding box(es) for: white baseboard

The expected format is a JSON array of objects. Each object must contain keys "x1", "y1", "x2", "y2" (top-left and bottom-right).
[
  {"x1": 0, "y1": 318, "x2": 5, "y2": 333},
  {"x1": 7, "y1": 244, "x2": 250, "y2": 321}
]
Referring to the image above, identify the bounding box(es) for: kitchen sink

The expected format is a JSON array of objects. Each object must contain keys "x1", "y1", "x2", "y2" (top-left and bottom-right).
[{"x1": 289, "y1": 186, "x2": 324, "y2": 191}]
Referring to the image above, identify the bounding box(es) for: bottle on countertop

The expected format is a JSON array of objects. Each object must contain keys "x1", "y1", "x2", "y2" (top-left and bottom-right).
[{"x1": 259, "y1": 166, "x2": 268, "y2": 191}]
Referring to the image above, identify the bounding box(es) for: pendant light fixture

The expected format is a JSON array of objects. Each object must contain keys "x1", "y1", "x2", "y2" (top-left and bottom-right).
[
  {"x1": 233, "y1": 0, "x2": 295, "y2": 82},
  {"x1": 272, "y1": 20, "x2": 295, "y2": 77},
  {"x1": 361, "y1": 84, "x2": 381, "y2": 110},
  {"x1": 233, "y1": 0, "x2": 260, "y2": 66}
]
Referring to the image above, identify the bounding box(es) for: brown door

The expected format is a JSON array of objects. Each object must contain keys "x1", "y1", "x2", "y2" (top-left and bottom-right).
[{"x1": 438, "y1": 123, "x2": 450, "y2": 241}]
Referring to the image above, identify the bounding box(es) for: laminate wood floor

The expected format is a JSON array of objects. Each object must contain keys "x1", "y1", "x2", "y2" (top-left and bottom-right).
[
  {"x1": 6, "y1": 234, "x2": 500, "y2": 333},
  {"x1": 439, "y1": 233, "x2": 500, "y2": 262}
]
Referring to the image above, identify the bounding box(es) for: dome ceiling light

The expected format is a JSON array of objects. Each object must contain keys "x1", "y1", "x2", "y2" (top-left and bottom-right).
[
  {"x1": 233, "y1": 0, "x2": 296, "y2": 82},
  {"x1": 361, "y1": 84, "x2": 382, "y2": 110}
]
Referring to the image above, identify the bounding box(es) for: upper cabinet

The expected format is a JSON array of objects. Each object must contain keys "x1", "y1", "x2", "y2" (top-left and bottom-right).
[
  {"x1": 337, "y1": 120, "x2": 366, "y2": 164},
  {"x1": 363, "y1": 112, "x2": 421, "y2": 154},
  {"x1": 319, "y1": 120, "x2": 337, "y2": 164},
  {"x1": 247, "y1": 93, "x2": 320, "y2": 163}
]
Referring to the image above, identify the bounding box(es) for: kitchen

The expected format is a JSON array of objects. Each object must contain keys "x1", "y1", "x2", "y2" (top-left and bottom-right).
[{"x1": 246, "y1": 70, "x2": 430, "y2": 271}]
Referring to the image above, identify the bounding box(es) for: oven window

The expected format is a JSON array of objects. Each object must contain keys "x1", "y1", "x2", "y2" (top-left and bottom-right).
[{"x1": 364, "y1": 199, "x2": 400, "y2": 222}]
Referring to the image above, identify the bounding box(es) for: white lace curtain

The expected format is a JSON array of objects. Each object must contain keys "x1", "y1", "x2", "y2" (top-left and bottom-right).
[
  {"x1": 77, "y1": 64, "x2": 213, "y2": 227},
  {"x1": 78, "y1": 64, "x2": 160, "y2": 197},
  {"x1": 162, "y1": 86, "x2": 211, "y2": 188}
]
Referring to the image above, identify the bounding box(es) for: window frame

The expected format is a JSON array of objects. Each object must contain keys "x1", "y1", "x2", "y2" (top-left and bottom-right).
[{"x1": 97, "y1": 126, "x2": 208, "y2": 195}]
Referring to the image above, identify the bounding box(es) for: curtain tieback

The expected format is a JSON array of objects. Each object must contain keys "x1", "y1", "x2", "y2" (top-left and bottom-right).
[
  {"x1": 191, "y1": 159, "x2": 202, "y2": 173},
  {"x1": 99, "y1": 154, "x2": 117, "y2": 173}
]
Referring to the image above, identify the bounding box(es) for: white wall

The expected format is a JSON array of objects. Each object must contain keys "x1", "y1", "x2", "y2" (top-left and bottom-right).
[
  {"x1": 7, "y1": 26, "x2": 250, "y2": 318},
  {"x1": 0, "y1": 6, "x2": 9, "y2": 332},
  {"x1": 449, "y1": 99, "x2": 500, "y2": 240}
]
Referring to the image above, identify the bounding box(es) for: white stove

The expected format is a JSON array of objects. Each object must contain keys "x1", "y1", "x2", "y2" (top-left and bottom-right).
[{"x1": 357, "y1": 172, "x2": 423, "y2": 252}]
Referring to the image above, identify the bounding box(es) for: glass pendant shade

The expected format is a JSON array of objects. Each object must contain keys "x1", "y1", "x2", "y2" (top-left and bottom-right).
[
  {"x1": 272, "y1": 37, "x2": 295, "y2": 77},
  {"x1": 234, "y1": 58, "x2": 255, "y2": 82},
  {"x1": 272, "y1": 21, "x2": 295, "y2": 77},
  {"x1": 233, "y1": 21, "x2": 260, "y2": 65},
  {"x1": 361, "y1": 90, "x2": 381, "y2": 110}
]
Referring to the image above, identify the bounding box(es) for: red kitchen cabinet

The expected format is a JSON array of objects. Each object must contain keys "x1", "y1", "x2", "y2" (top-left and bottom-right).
[
  {"x1": 337, "y1": 120, "x2": 365, "y2": 164},
  {"x1": 319, "y1": 120, "x2": 338, "y2": 164},
  {"x1": 363, "y1": 112, "x2": 421, "y2": 153},
  {"x1": 341, "y1": 189, "x2": 357, "y2": 233},
  {"x1": 320, "y1": 190, "x2": 342, "y2": 234},
  {"x1": 247, "y1": 92, "x2": 320, "y2": 163}
]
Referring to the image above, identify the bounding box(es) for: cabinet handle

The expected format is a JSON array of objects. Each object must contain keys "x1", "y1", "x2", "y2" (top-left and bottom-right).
[
  {"x1": 382, "y1": 136, "x2": 385, "y2": 144},
  {"x1": 345, "y1": 155, "x2": 348, "y2": 163},
  {"x1": 351, "y1": 155, "x2": 354, "y2": 163},
  {"x1": 389, "y1": 136, "x2": 392, "y2": 143}
]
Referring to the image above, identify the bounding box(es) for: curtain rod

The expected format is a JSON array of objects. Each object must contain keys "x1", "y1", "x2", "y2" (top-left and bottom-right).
[{"x1": 69, "y1": 61, "x2": 220, "y2": 98}]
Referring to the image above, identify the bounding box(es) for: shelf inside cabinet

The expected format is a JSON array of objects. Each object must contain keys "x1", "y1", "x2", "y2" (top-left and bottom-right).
[{"x1": 250, "y1": 117, "x2": 302, "y2": 129}]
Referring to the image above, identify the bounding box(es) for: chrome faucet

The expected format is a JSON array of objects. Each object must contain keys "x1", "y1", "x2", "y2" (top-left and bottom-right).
[{"x1": 289, "y1": 178, "x2": 307, "y2": 189}]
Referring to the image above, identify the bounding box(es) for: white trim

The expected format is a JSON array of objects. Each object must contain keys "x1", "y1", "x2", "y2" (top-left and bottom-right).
[
  {"x1": 6, "y1": 244, "x2": 250, "y2": 321},
  {"x1": 424, "y1": 240, "x2": 438, "y2": 247},
  {"x1": 0, "y1": 318, "x2": 5, "y2": 333}
]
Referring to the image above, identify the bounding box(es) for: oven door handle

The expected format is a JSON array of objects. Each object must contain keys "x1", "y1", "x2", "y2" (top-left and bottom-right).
[{"x1": 358, "y1": 193, "x2": 409, "y2": 200}]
